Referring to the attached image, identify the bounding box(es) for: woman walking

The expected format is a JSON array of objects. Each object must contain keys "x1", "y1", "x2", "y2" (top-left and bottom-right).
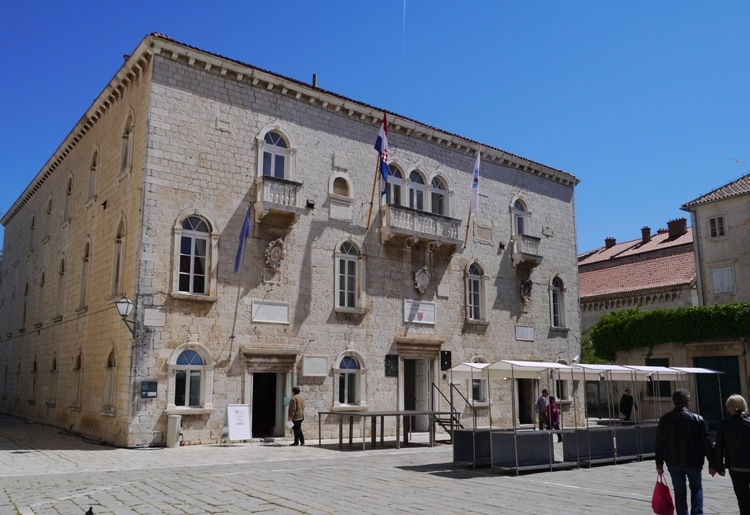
[{"x1": 714, "y1": 394, "x2": 750, "y2": 515}]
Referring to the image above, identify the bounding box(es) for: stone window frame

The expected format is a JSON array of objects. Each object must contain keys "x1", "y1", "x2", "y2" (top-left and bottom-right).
[
  {"x1": 708, "y1": 214, "x2": 728, "y2": 239},
  {"x1": 170, "y1": 208, "x2": 219, "y2": 301},
  {"x1": 101, "y1": 348, "x2": 117, "y2": 415},
  {"x1": 386, "y1": 162, "x2": 405, "y2": 206},
  {"x1": 465, "y1": 261, "x2": 488, "y2": 324},
  {"x1": 511, "y1": 197, "x2": 530, "y2": 236},
  {"x1": 255, "y1": 125, "x2": 297, "y2": 181},
  {"x1": 331, "y1": 349, "x2": 368, "y2": 411},
  {"x1": 549, "y1": 275, "x2": 568, "y2": 330},
  {"x1": 428, "y1": 173, "x2": 451, "y2": 217},
  {"x1": 333, "y1": 237, "x2": 367, "y2": 314},
  {"x1": 111, "y1": 217, "x2": 126, "y2": 299},
  {"x1": 468, "y1": 356, "x2": 489, "y2": 406},
  {"x1": 165, "y1": 342, "x2": 215, "y2": 416}
]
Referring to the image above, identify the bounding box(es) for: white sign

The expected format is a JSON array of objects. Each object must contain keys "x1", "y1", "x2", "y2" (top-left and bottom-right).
[
  {"x1": 251, "y1": 300, "x2": 289, "y2": 324},
  {"x1": 225, "y1": 404, "x2": 252, "y2": 441},
  {"x1": 403, "y1": 299, "x2": 436, "y2": 325},
  {"x1": 302, "y1": 356, "x2": 328, "y2": 377}
]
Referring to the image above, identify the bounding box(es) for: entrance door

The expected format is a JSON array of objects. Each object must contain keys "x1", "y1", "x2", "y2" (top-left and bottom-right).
[
  {"x1": 404, "y1": 359, "x2": 430, "y2": 432},
  {"x1": 517, "y1": 379, "x2": 535, "y2": 426},
  {"x1": 252, "y1": 373, "x2": 278, "y2": 437},
  {"x1": 694, "y1": 356, "x2": 742, "y2": 430}
]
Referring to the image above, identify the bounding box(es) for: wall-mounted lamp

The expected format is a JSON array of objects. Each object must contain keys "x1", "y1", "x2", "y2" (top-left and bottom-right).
[{"x1": 115, "y1": 295, "x2": 136, "y2": 336}]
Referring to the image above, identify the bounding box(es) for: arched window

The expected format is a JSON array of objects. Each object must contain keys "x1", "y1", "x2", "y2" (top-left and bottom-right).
[
  {"x1": 333, "y1": 352, "x2": 367, "y2": 409},
  {"x1": 103, "y1": 350, "x2": 116, "y2": 412},
  {"x1": 71, "y1": 353, "x2": 82, "y2": 409},
  {"x1": 469, "y1": 357, "x2": 489, "y2": 404},
  {"x1": 430, "y1": 176, "x2": 448, "y2": 215},
  {"x1": 64, "y1": 177, "x2": 73, "y2": 223},
  {"x1": 167, "y1": 345, "x2": 214, "y2": 413},
  {"x1": 387, "y1": 164, "x2": 403, "y2": 206},
  {"x1": 408, "y1": 170, "x2": 425, "y2": 211},
  {"x1": 22, "y1": 282, "x2": 28, "y2": 328},
  {"x1": 332, "y1": 177, "x2": 349, "y2": 197},
  {"x1": 46, "y1": 355, "x2": 58, "y2": 407},
  {"x1": 178, "y1": 216, "x2": 210, "y2": 295},
  {"x1": 55, "y1": 258, "x2": 65, "y2": 320},
  {"x1": 44, "y1": 197, "x2": 53, "y2": 240},
  {"x1": 334, "y1": 240, "x2": 366, "y2": 311},
  {"x1": 120, "y1": 114, "x2": 134, "y2": 176},
  {"x1": 78, "y1": 242, "x2": 91, "y2": 310},
  {"x1": 513, "y1": 199, "x2": 527, "y2": 235},
  {"x1": 29, "y1": 215, "x2": 35, "y2": 253},
  {"x1": 466, "y1": 263, "x2": 486, "y2": 322},
  {"x1": 262, "y1": 131, "x2": 288, "y2": 179},
  {"x1": 111, "y1": 220, "x2": 125, "y2": 297},
  {"x1": 36, "y1": 272, "x2": 45, "y2": 325},
  {"x1": 550, "y1": 276, "x2": 566, "y2": 329},
  {"x1": 88, "y1": 149, "x2": 98, "y2": 201}
]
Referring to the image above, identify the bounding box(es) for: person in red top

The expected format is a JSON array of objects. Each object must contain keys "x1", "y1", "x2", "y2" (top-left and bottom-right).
[{"x1": 547, "y1": 395, "x2": 562, "y2": 442}]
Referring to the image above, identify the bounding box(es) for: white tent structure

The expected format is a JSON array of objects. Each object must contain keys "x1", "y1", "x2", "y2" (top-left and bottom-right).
[{"x1": 451, "y1": 360, "x2": 723, "y2": 474}]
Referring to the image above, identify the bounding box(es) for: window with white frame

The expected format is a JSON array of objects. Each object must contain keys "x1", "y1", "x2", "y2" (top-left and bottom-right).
[
  {"x1": 465, "y1": 262, "x2": 486, "y2": 322},
  {"x1": 262, "y1": 131, "x2": 288, "y2": 179},
  {"x1": 550, "y1": 276, "x2": 566, "y2": 328},
  {"x1": 335, "y1": 241, "x2": 365, "y2": 311},
  {"x1": 333, "y1": 352, "x2": 367, "y2": 408},
  {"x1": 513, "y1": 199, "x2": 527, "y2": 235},
  {"x1": 387, "y1": 164, "x2": 404, "y2": 206},
  {"x1": 408, "y1": 170, "x2": 425, "y2": 211},
  {"x1": 709, "y1": 215, "x2": 727, "y2": 239},
  {"x1": 178, "y1": 216, "x2": 210, "y2": 295},
  {"x1": 469, "y1": 357, "x2": 488, "y2": 404},
  {"x1": 430, "y1": 176, "x2": 448, "y2": 215},
  {"x1": 167, "y1": 345, "x2": 214, "y2": 413},
  {"x1": 711, "y1": 266, "x2": 735, "y2": 294},
  {"x1": 102, "y1": 350, "x2": 116, "y2": 413}
]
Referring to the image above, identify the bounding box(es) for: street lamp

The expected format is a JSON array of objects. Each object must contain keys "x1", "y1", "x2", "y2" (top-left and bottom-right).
[{"x1": 115, "y1": 295, "x2": 136, "y2": 336}]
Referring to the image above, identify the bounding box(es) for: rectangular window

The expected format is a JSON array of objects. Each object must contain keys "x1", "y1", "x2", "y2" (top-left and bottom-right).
[
  {"x1": 471, "y1": 379, "x2": 487, "y2": 403},
  {"x1": 711, "y1": 266, "x2": 735, "y2": 294},
  {"x1": 709, "y1": 215, "x2": 726, "y2": 238},
  {"x1": 646, "y1": 358, "x2": 672, "y2": 398}
]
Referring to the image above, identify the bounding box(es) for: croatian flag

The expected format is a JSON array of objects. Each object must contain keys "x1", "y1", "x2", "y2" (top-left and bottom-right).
[
  {"x1": 470, "y1": 152, "x2": 480, "y2": 215},
  {"x1": 374, "y1": 113, "x2": 389, "y2": 196},
  {"x1": 233, "y1": 205, "x2": 252, "y2": 274}
]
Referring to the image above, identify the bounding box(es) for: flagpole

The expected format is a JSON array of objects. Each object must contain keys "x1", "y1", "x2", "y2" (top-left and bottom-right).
[
  {"x1": 366, "y1": 154, "x2": 381, "y2": 229},
  {"x1": 463, "y1": 206, "x2": 472, "y2": 248}
]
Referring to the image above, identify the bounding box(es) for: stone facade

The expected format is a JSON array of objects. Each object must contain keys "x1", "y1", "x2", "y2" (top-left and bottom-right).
[{"x1": 0, "y1": 34, "x2": 581, "y2": 447}]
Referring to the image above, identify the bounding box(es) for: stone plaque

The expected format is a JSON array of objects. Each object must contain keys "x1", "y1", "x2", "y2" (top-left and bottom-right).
[
  {"x1": 251, "y1": 300, "x2": 289, "y2": 324},
  {"x1": 403, "y1": 299, "x2": 436, "y2": 325},
  {"x1": 302, "y1": 356, "x2": 328, "y2": 377}
]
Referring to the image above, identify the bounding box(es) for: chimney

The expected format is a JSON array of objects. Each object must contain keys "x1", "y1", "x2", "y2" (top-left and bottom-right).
[
  {"x1": 604, "y1": 237, "x2": 616, "y2": 249},
  {"x1": 641, "y1": 226, "x2": 651, "y2": 244},
  {"x1": 312, "y1": 73, "x2": 317, "y2": 88},
  {"x1": 667, "y1": 218, "x2": 688, "y2": 239}
]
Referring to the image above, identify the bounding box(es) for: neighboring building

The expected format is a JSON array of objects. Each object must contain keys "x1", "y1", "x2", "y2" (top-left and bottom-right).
[
  {"x1": 579, "y1": 217, "x2": 697, "y2": 334},
  {"x1": 0, "y1": 34, "x2": 581, "y2": 447},
  {"x1": 681, "y1": 172, "x2": 750, "y2": 306}
]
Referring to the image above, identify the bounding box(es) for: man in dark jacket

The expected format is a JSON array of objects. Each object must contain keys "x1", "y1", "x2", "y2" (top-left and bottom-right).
[{"x1": 656, "y1": 388, "x2": 716, "y2": 515}]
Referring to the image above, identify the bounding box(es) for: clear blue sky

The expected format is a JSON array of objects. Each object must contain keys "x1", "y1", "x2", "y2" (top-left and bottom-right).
[{"x1": 1, "y1": 1, "x2": 748, "y2": 252}]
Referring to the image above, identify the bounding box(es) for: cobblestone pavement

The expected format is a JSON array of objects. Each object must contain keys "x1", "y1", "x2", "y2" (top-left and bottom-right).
[{"x1": 0, "y1": 415, "x2": 740, "y2": 514}]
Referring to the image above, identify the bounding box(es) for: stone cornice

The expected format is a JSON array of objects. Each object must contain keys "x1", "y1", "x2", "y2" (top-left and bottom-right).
[{"x1": 2, "y1": 33, "x2": 579, "y2": 226}]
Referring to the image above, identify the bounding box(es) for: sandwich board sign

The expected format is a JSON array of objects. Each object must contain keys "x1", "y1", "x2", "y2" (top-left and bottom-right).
[{"x1": 223, "y1": 404, "x2": 251, "y2": 443}]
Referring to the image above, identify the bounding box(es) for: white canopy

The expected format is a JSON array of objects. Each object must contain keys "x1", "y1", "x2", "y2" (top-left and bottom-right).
[
  {"x1": 485, "y1": 359, "x2": 573, "y2": 380},
  {"x1": 448, "y1": 362, "x2": 490, "y2": 380}
]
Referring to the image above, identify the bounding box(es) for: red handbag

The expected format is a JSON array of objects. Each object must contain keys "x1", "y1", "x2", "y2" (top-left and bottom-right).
[{"x1": 652, "y1": 472, "x2": 675, "y2": 515}]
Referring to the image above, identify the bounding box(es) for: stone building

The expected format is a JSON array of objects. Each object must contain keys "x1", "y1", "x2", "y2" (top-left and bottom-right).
[{"x1": 0, "y1": 34, "x2": 581, "y2": 447}]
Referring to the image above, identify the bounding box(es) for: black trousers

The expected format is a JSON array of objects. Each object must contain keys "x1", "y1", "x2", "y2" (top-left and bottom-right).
[
  {"x1": 729, "y1": 469, "x2": 750, "y2": 515},
  {"x1": 292, "y1": 419, "x2": 305, "y2": 445}
]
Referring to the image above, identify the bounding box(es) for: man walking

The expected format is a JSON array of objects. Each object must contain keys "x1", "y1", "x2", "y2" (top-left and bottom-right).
[
  {"x1": 288, "y1": 386, "x2": 305, "y2": 446},
  {"x1": 536, "y1": 389, "x2": 549, "y2": 430},
  {"x1": 655, "y1": 389, "x2": 716, "y2": 515}
]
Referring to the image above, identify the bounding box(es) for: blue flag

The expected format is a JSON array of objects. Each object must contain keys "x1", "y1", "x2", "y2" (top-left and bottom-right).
[
  {"x1": 234, "y1": 205, "x2": 252, "y2": 274},
  {"x1": 374, "y1": 113, "x2": 389, "y2": 196}
]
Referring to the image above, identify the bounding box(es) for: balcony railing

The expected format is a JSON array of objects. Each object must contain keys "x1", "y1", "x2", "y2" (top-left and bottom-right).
[
  {"x1": 381, "y1": 205, "x2": 462, "y2": 249},
  {"x1": 511, "y1": 234, "x2": 543, "y2": 268},
  {"x1": 254, "y1": 175, "x2": 304, "y2": 226}
]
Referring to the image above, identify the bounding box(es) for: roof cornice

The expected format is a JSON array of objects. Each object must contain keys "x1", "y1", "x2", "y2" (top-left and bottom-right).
[{"x1": 2, "y1": 33, "x2": 579, "y2": 226}]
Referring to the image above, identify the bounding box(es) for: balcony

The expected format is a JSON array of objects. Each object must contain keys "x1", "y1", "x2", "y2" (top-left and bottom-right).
[
  {"x1": 253, "y1": 175, "x2": 304, "y2": 227},
  {"x1": 511, "y1": 234, "x2": 543, "y2": 270},
  {"x1": 380, "y1": 204, "x2": 462, "y2": 251}
]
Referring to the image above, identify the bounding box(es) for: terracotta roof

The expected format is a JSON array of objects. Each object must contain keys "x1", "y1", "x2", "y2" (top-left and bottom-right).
[
  {"x1": 578, "y1": 227, "x2": 693, "y2": 266},
  {"x1": 579, "y1": 250, "x2": 696, "y2": 298},
  {"x1": 682, "y1": 172, "x2": 750, "y2": 209}
]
